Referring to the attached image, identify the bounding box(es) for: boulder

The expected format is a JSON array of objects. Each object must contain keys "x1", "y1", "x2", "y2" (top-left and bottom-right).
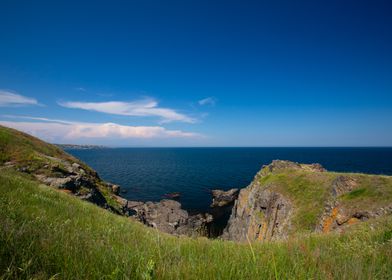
[{"x1": 210, "y1": 188, "x2": 239, "y2": 207}]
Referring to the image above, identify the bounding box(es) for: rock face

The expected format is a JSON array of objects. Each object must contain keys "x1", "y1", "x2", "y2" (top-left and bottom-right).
[
  {"x1": 124, "y1": 199, "x2": 213, "y2": 237},
  {"x1": 223, "y1": 160, "x2": 392, "y2": 242},
  {"x1": 210, "y1": 188, "x2": 239, "y2": 207},
  {"x1": 318, "y1": 175, "x2": 392, "y2": 233},
  {"x1": 222, "y1": 180, "x2": 293, "y2": 242}
]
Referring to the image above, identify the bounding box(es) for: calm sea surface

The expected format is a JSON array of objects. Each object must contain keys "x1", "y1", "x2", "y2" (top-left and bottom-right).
[{"x1": 68, "y1": 148, "x2": 392, "y2": 213}]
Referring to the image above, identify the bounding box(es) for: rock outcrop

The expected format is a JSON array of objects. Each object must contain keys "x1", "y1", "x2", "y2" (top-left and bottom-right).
[
  {"x1": 124, "y1": 199, "x2": 213, "y2": 237},
  {"x1": 223, "y1": 160, "x2": 392, "y2": 242},
  {"x1": 222, "y1": 180, "x2": 293, "y2": 242},
  {"x1": 32, "y1": 154, "x2": 114, "y2": 209},
  {"x1": 318, "y1": 175, "x2": 392, "y2": 233},
  {"x1": 210, "y1": 188, "x2": 239, "y2": 207}
]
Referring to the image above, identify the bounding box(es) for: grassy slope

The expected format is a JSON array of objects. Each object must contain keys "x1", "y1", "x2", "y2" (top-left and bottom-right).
[
  {"x1": 0, "y1": 125, "x2": 122, "y2": 212},
  {"x1": 0, "y1": 125, "x2": 81, "y2": 168},
  {"x1": 1, "y1": 169, "x2": 392, "y2": 280},
  {"x1": 258, "y1": 168, "x2": 392, "y2": 234}
]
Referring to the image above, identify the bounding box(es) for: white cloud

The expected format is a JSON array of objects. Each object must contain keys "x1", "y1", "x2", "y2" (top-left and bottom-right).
[
  {"x1": 198, "y1": 97, "x2": 216, "y2": 106},
  {"x1": 58, "y1": 98, "x2": 196, "y2": 124},
  {"x1": 0, "y1": 117, "x2": 201, "y2": 143},
  {"x1": 0, "y1": 90, "x2": 39, "y2": 106},
  {"x1": 75, "y1": 87, "x2": 87, "y2": 92}
]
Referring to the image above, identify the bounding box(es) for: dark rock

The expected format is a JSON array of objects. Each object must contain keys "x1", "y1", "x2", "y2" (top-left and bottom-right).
[
  {"x1": 210, "y1": 188, "x2": 239, "y2": 207},
  {"x1": 126, "y1": 199, "x2": 213, "y2": 237},
  {"x1": 163, "y1": 192, "x2": 181, "y2": 199},
  {"x1": 106, "y1": 183, "x2": 120, "y2": 195},
  {"x1": 79, "y1": 188, "x2": 107, "y2": 207}
]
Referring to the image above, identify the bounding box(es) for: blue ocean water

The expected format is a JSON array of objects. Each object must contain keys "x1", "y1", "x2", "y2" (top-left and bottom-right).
[{"x1": 68, "y1": 148, "x2": 392, "y2": 213}]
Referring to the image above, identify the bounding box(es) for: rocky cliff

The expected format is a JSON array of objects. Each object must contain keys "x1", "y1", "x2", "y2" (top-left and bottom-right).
[{"x1": 223, "y1": 160, "x2": 392, "y2": 242}]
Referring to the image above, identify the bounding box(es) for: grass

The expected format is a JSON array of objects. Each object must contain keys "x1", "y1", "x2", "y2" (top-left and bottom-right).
[
  {"x1": 0, "y1": 125, "x2": 92, "y2": 174},
  {"x1": 342, "y1": 188, "x2": 368, "y2": 200},
  {"x1": 258, "y1": 170, "x2": 335, "y2": 233},
  {"x1": 336, "y1": 174, "x2": 392, "y2": 216},
  {"x1": 1, "y1": 169, "x2": 392, "y2": 279}
]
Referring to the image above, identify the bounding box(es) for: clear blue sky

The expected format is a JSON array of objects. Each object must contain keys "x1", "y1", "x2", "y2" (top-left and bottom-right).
[{"x1": 0, "y1": 0, "x2": 391, "y2": 146}]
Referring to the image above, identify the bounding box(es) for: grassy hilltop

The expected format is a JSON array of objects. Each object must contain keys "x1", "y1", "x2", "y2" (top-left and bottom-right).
[{"x1": 0, "y1": 125, "x2": 392, "y2": 279}]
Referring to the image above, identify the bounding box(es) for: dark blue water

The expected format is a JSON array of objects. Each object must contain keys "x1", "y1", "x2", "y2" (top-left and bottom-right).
[{"x1": 68, "y1": 148, "x2": 392, "y2": 213}]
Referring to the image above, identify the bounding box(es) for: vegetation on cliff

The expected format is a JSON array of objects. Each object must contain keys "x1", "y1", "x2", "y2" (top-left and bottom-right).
[{"x1": 224, "y1": 160, "x2": 392, "y2": 242}]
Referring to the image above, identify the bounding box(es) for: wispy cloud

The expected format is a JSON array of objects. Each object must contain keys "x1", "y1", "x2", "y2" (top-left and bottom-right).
[
  {"x1": 75, "y1": 87, "x2": 87, "y2": 92},
  {"x1": 0, "y1": 90, "x2": 39, "y2": 107},
  {"x1": 0, "y1": 116, "x2": 201, "y2": 143},
  {"x1": 58, "y1": 98, "x2": 196, "y2": 124},
  {"x1": 198, "y1": 97, "x2": 216, "y2": 106}
]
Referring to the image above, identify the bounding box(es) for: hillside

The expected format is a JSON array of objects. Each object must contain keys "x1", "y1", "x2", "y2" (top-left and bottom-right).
[
  {"x1": 0, "y1": 125, "x2": 123, "y2": 213},
  {"x1": 1, "y1": 125, "x2": 392, "y2": 279}
]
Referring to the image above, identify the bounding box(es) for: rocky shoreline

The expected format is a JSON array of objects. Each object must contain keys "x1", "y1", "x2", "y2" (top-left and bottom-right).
[
  {"x1": 20, "y1": 156, "x2": 392, "y2": 240},
  {"x1": 21, "y1": 152, "x2": 236, "y2": 237}
]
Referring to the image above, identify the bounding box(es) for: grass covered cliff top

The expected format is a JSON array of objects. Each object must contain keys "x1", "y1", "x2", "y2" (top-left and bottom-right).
[
  {"x1": 0, "y1": 125, "x2": 94, "y2": 174},
  {"x1": 256, "y1": 160, "x2": 392, "y2": 234}
]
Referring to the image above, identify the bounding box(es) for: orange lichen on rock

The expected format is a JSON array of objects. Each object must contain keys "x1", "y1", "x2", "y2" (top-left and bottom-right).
[
  {"x1": 257, "y1": 222, "x2": 268, "y2": 241},
  {"x1": 59, "y1": 189, "x2": 73, "y2": 194},
  {"x1": 323, "y1": 207, "x2": 339, "y2": 233},
  {"x1": 347, "y1": 217, "x2": 360, "y2": 225}
]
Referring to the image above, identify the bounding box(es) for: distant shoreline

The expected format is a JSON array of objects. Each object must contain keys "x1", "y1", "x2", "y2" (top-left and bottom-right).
[{"x1": 55, "y1": 144, "x2": 108, "y2": 150}]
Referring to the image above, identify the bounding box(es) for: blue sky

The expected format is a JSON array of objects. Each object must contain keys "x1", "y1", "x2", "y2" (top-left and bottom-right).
[{"x1": 0, "y1": 0, "x2": 391, "y2": 146}]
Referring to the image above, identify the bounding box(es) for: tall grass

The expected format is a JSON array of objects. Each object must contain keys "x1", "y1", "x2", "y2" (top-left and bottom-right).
[{"x1": 1, "y1": 170, "x2": 392, "y2": 279}]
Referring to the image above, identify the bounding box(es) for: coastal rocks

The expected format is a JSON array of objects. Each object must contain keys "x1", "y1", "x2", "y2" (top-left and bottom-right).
[
  {"x1": 126, "y1": 199, "x2": 213, "y2": 237},
  {"x1": 79, "y1": 187, "x2": 108, "y2": 208},
  {"x1": 210, "y1": 188, "x2": 239, "y2": 207},
  {"x1": 35, "y1": 173, "x2": 94, "y2": 192},
  {"x1": 32, "y1": 154, "x2": 113, "y2": 209},
  {"x1": 106, "y1": 182, "x2": 121, "y2": 195},
  {"x1": 260, "y1": 160, "x2": 326, "y2": 175},
  {"x1": 222, "y1": 185, "x2": 293, "y2": 242},
  {"x1": 222, "y1": 160, "x2": 331, "y2": 242},
  {"x1": 163, "y1": 192, "x2": 181, "y2": 200}
]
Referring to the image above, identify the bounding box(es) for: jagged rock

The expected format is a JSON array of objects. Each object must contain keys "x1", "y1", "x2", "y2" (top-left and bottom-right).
[
  {"x1": 222, "y1": 186, "x2": 293, "y2": 242},
  {"x1": 332, "y1": 176, "x2": 358, "y2": 196},
  {"x1": 106, "y1": 182, "x2": 120, "y2": 195},
  {"x1": 35, "y1": 175, "x2": 77, "y2": 191},
  {"x1": 260, "y1": 160, "x2": 326, "y2": 175},
  {"x1": 163, "y1": 192, "x2": 181, "y2": 199},
  {"x1": 126, "y1": 199, "x2": 213, "y2": 237},
  {"x1": 78, "y1": 188, "x2": 108, "y2": 207},
  {"x1": 210, "y1": 188, "x2": 239, "y2": 207},
  {"x1": 71, "y1": 162, "x2": 81, "y2": 170}
]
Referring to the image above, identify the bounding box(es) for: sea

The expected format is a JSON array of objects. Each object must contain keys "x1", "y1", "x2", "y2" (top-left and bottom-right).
[{"x1": 68, "y1": 147, "x2": 392, "y2": 214}]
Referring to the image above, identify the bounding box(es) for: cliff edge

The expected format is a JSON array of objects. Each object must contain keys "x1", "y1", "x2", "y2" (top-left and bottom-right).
[{"x1": 223, "y1": 160, "x2": 392, "y2": 241}]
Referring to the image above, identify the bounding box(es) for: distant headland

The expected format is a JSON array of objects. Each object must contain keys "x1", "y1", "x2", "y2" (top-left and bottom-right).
[{"x1": 55, "y1": 144, "x2": 108, "y2": 150}]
